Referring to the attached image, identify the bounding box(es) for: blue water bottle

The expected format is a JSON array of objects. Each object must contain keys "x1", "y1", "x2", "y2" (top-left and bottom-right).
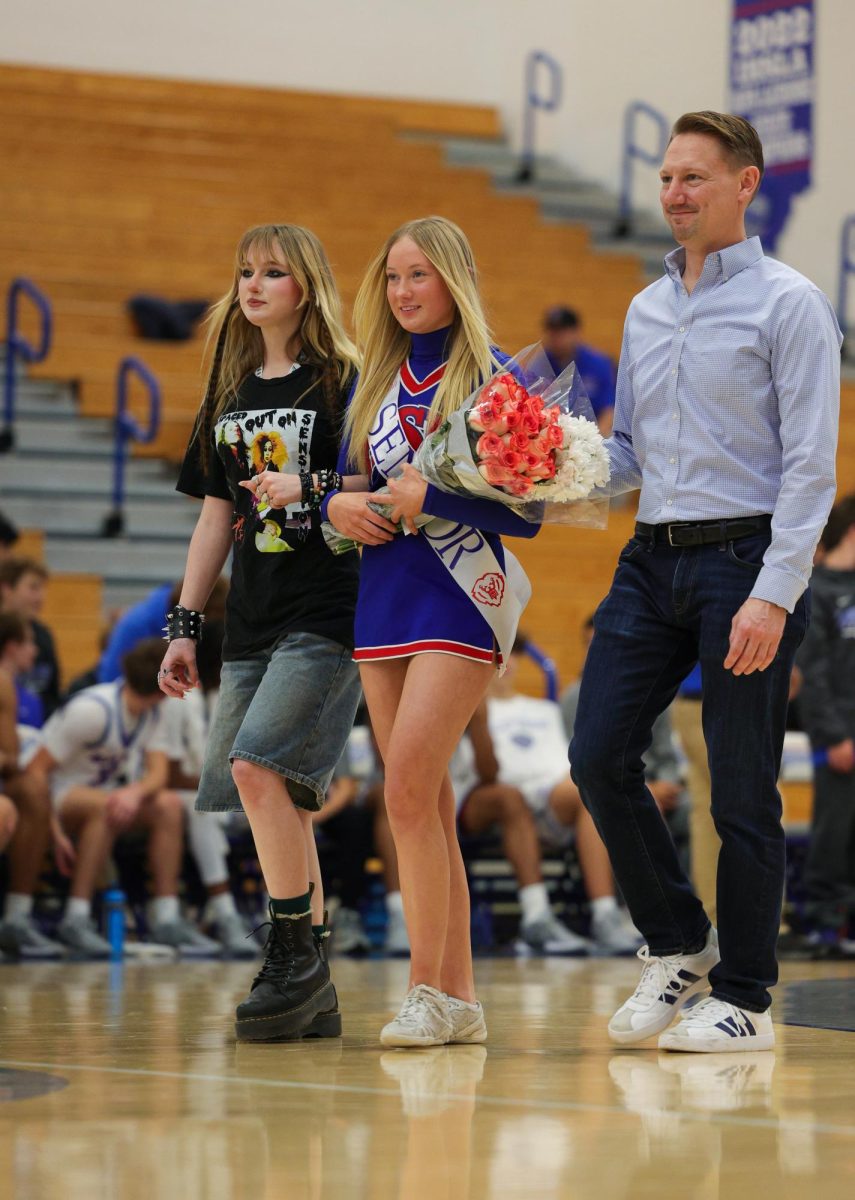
[{"x1": 103, "y1": 887, "x2": 126, "y2": 960}]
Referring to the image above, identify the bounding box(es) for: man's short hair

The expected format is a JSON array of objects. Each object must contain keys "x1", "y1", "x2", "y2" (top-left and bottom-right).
[
  {"x1": 670, "y1": 111, "x2": 765, "y2": 183},
  {"x1": 0, "y1": 556, "x2": 49, "y2": 593},
  {"x1": 121, "y1": 637, "x2": 166, "y2": 697},
  {"x1": 543, "y1": 305, "x2": 581, "y2": 331},
  {"x1": 820, "y1": 495, "x2": 855, "y2": 553},
  {"x1": 0, "y1": 611, "x2": 29, "y2": 655}
]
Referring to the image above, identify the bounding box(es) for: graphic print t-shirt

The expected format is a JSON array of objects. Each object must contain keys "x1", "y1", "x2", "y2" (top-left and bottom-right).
[{"x1": 176, "y1": 367, "x2": 359, "y2": 658}]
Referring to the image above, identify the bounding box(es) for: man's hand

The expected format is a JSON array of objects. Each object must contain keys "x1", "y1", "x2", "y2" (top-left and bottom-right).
[
  {"x1": 724, "y1": 598, "x2": 787, "y2": 675},
  {"x1": 105, "y1": 784, "x2": 145, "y2": 831},
  {"x1": 826, "y1": 738, "x2": 855, "y2": 774},
  {"x1": 647, "y1": 779, "x2": 681, "y2": 813}
]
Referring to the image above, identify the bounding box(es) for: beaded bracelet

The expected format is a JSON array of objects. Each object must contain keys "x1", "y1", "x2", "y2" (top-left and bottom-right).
[
  {"x1": 299, "y1": 471, "x2": 313, "y2": 506},
  {"x1": 163, "y1": 605, "x2": 205, "y2": 643},
  {"x1": 306, "y1": 469, "x2": 343, "y2": 511}
]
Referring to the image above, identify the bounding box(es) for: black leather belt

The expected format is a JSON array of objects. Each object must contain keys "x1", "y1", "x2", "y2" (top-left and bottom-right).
[{"x1": 634, "y1": 515, "x2": 772, "y2": 548}]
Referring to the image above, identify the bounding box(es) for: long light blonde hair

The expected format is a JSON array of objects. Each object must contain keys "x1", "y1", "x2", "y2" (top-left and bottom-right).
[
  {"x1": 344, "y1": 216, "x2": 497, "y2": 471},
  {"x1": 193, "y1": 224, "x2": 358, "y2": 466}
]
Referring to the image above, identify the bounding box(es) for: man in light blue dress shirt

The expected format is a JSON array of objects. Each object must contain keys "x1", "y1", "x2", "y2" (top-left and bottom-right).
[{"x1": 570, "y1": 111, "x2": 841, "y2": 1053}]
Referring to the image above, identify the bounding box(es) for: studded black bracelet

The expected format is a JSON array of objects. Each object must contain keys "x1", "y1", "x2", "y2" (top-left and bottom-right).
[{"x1": 164, "y1": 605, "x2": 205, "y2": 643}]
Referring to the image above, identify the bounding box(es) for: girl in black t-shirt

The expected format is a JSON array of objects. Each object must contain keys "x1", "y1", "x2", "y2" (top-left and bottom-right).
[{"x1": 159, "y1": 224, "x2": 362, "y2": 1042}]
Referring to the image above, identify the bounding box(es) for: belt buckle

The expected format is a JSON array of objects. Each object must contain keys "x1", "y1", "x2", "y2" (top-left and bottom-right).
[{"x1": 667, "y1": 523, "x2": 688, "y2": 547}]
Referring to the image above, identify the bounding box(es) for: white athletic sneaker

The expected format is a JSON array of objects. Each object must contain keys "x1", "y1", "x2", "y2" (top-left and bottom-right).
[
  {"x1": 516, "y1": 913, "x2": 591, "y2": 956},
  {"x1": 380, "y1": 984, "x2": 452, "y2": 1048},
  {"x1": 0, "y1": 915, "x2": 64, "y2": 960},
  {"x1": 591, "y1": 907, "x2": 644, "y2": 956},
  {"x1": 384, "y1": 909, "x2": 410, "y2": 957},
  {"x1": 446, "y1": 996, "x2": 488, "y2": 1044},
  {"x1": 608, "y1": 928, "x2": 720, "y2": 1045},
  {"x1": 56, "y1": 915, "x2": 112, "y2": 960},
  {"x1": 658, "y1": 996, "x2": 775, "y2": 1053},
  {"x1": 208, "y1": 910, "x2": 259, "y2": 959},
  {"x1": 150, "y1": 917, "x2": 222, "y2": 958},
  {"x1": 332, "y1": 906, "x2": 371, "y2": 956}
]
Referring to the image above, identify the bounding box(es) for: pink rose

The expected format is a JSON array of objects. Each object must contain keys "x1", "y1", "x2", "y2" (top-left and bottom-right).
[
  {"x1": 528, "y1": 458, "x2": 556, "y2": 481},
  {"x1": 479, "y1": 460, "x2": 515, "y2": 487},
  {"x1": 508, "y1": 474, "x2": 535, "y2": 497},
  {"x1": 476, "y1": 432, "x2": 504, "y2": 459},
  {"x1": 499, "y1": 447, "x2": 524, "y2": 472}
]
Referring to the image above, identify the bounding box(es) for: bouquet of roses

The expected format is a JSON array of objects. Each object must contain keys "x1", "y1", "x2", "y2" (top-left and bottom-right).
[
  {"x1": 410, "y1": 341, "x2": 610, "y2": 525},
  {"x1": 322, "y1": 343, "x2": 609, "y2": 554}
]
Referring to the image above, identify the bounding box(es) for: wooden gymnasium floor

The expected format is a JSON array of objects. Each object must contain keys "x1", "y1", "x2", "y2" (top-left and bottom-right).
[{"x1": 1, "y1": 956, "x2": 854, "y2": 1199}]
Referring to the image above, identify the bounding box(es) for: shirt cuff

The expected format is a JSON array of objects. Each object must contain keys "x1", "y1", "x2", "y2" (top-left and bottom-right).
[
  {"x1": 320, "y1": 488, "x2": 341, "y2": 523},
  {"x1": 750, "y1": 566, "x2": 805, "y2": 614}
]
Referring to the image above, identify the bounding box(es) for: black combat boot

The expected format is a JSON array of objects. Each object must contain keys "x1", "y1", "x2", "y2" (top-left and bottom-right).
[{"x1": 235, "y1": 904, "x2": 341, "y2": 1042}]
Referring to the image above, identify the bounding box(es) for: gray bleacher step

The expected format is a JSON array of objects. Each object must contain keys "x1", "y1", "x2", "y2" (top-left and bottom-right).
[
  {"x1": 12, "y1": 415, "x2": 116, "y2": 459},
  {"x1": 9, "y1": 379, "x2": 78, "y2": 415},
  {"x1": 0, "y1": 495, "x2": 196, "y2": 539},
  {"x1": 44, "y1": 537, "x2": 189, "y2": 582},
  {"x1": 102, "y1": 580, "x2": 170, "y2": 611},
  {"x1": 438, "y1": 133, "x2": 669, "y2": 279},
  {"x1": 0, "y1": 458, "x2": 176, "y2": 499}
]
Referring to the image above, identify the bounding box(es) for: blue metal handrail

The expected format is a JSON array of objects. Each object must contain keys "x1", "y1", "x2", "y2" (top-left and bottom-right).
[
  {"x1": 837, "y1": 214, "x2": 855, "y2": 354},
  {"x1": 2, "y1": 277, "x2": 53, "y2": 453},
  {"x1": 616, "y1": 101, "x2": 670, "y2": 236},
  {"x1": 515, "y1": 50, "x2": 563, "y2": 183},
  {"x1": 102, "y1": 356, "x2": 162, "y2": 537},
  {"x1": 523, "y1": 639, "x2": 560, "y2": 702}
]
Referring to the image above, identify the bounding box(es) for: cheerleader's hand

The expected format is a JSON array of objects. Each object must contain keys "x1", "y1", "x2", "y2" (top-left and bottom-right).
[
  {"x1": 239, "y1": 471, "x2": 302, "y2": 510},
  {"x1": 326, "y1": 492, "x2": 398, "y2": 545},
  {"x1": 386, "y1": 464, "x2": 427, "y2": 535}
]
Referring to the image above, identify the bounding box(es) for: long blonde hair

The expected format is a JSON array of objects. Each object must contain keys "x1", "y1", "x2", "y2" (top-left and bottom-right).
[
  {"x1": 344, "y1": 216, "x2": 497, "y2": 471},
  {"x1": 193, "y1": 224, "x2": 358, "y2": 466}
]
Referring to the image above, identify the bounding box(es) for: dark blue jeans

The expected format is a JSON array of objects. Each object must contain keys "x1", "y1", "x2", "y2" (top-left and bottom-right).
[{"x1": 570, "y1": 529, "x2": 809, "y2": 1012}]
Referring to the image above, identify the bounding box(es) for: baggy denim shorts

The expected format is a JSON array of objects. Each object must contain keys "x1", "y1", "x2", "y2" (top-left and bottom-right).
[{"x1": 195, "y1": 630, "x2": 361, "y2": 814}]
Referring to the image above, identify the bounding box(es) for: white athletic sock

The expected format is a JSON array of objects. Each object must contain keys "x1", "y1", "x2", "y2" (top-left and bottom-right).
[
  {"x1": 205, "y1": 891, "x2": 237, "y2": 922},
  {"x1": 184, "y1": 802, "x2": 231, "y2": 888},
  {"x1": 65, "y1": 897, "x2": 91, "y2": 922},
  {"x1": 385, "y1": 890, "x2": 405, "y2": 916},
  {"x1": 519, "y1": 882, "x2": 551, "y2": 926},
  {"x1": 150, "y1": 896, "x2": 180, "y2": 926},
  {"x1": 4, "y1": 893, "x2": 34, "y2": 921},
  {"x1": 590, "y1": 896, "x2": 618, "y2": 919}
]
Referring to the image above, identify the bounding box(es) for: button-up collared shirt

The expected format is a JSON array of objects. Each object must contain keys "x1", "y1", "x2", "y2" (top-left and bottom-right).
[{"x1": 607, "y1": 236, "x2": 841, "y2": 611}]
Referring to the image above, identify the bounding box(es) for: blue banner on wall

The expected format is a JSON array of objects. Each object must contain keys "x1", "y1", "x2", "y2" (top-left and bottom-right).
[{"x1": 729, "y1": 1, "x2": 814, "y2": 252}]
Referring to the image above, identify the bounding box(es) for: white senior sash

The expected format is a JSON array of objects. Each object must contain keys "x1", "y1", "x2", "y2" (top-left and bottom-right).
[{"x1": 368, "y1": 374, "x2": 531, "y2": 668}]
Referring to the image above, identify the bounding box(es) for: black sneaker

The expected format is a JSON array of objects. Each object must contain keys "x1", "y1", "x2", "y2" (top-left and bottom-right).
[{"x1": 235, "y1": 905, "x2": 341, "y2": 1042}]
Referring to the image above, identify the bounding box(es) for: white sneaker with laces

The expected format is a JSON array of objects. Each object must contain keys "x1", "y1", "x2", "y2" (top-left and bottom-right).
[
  {"x1": 517, "y1": 913, "x2": 591, "y2": 956},
  {"x1": 380, "y1": 984, "x2": 452, "y2": 1048},
  {"x1": 658, "y1": 996, "x2": 774, "y2": 1053},
  {"x1": 446, "y1": 996, "x2": 487, "y2": 1044},
  {"x1": 608, "y1": 928, "x2": 720, "y2": 1045},
  {"x1": 591, "y1": 907, "x2": 644, "y2": 956}
]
